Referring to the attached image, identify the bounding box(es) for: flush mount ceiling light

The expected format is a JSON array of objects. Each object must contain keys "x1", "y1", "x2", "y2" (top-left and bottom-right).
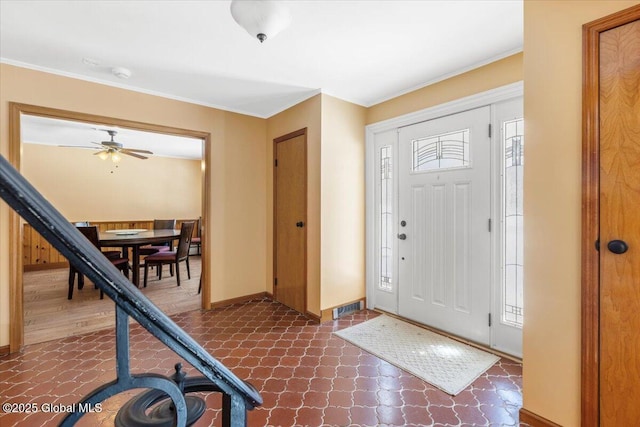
[{"x1": 230, "y1": 0, "x2": 291, "y2": 43}]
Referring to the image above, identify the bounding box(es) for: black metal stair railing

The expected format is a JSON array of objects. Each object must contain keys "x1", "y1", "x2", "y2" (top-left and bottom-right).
[{"x1": 0, "y1": 155, "x2": 262, "y2": 427}]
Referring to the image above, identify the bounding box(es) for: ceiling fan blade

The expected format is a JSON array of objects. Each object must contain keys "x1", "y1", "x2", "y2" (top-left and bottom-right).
[
  {"x1": 121, "y1": 148, "x2": 153, "y2": 155},
  {"x1": 120, "y1": 150, "x2": 148, "y2": 159}
]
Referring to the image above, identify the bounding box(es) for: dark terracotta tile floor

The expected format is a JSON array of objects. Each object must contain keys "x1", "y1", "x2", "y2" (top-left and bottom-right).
[{"x1": 0, "y1": 298, "x2": 523, "y2": 426}]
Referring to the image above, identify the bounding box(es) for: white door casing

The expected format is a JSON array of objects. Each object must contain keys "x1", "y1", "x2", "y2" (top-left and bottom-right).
[{"x1": 365, "y1": 82, "x2": 523, "y2": 356}]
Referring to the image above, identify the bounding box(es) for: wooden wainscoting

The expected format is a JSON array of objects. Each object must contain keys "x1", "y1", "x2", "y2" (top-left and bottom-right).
[
  {"x1": 22, "y1": 222, "x2": 70, "y2": 270},
  {"x1": 23, "y1": 219, "x2": 199, "y2": 271}
]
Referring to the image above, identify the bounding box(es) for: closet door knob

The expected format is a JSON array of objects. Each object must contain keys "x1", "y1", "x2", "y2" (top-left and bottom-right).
[{"x1": 607, "y1": 239, "x2": 628, "y2": 254}]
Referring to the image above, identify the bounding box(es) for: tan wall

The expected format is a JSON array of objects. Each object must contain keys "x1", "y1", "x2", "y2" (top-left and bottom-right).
[
  {"x1": 522, "y1": 1, "x2": 640, "y2": 425},
  {"x1": 320, "y1": 94, "x2": 367, "y2": 310},
  {"x1": 367, "y1": 53, "x2": 523, "y2": 125},
  {"x1": 216, "y1": 112, "x2": 267, "y2": 302},
  {"x1": 21, "y1": 144, "x2": 202, "y2": 221},
  {"x1": 266, "y1": 95, "x2": 322, "y2": 316},
  {"x1": 7, "y1": 11, "x2": 636, "y2": 422},
  {"x1": 0, "y1": 64, "x2": 267, "y2": 346}
]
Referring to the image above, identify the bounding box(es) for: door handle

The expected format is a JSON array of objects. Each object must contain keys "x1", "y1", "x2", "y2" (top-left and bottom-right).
[
  {"x1": 296, "y1": 221, "x2": 305, "y2": 228},
  {"x1": 607, "y1": 239, "x2": 628, "y2": 254},
  {"x1": 397, "y1": 233, "x2": 407, "y2": 240}
]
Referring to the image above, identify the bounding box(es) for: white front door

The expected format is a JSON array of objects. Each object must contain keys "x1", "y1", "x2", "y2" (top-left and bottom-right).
[{"x1": 397, "y1": 106, "x2": 492, "y2": 345}]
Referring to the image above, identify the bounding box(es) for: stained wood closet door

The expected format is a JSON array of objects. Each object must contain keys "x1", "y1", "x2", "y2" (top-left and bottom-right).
[
  {"x1": 274, "y1": 132, "x2": 307, "y2": 313},
  {"x1": 599, "y1": 17, "x2": 640, "y2": 426}
]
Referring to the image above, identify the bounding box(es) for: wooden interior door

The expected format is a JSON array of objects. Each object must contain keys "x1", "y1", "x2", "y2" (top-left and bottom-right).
[
  {"x1": 274, "y1": 130, "x2": 307, "y2": 313},
  {"x1": 599, "y1": 17, "x2": 640, "y2": 426},
  {"x1": 583, "y1": 7, "x2": 640, "y2": 425}
]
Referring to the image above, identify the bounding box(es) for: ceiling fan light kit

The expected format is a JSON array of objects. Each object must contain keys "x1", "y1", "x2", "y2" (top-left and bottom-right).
[
  {"x1": 110, "y1": 152, "x2": 122, "y2": 163},
  {"x1": 230, "y1": 0, "x2": 291, "y2": 43},
  {"x1": 97, "y1": 148, "x2": 122, "y2": 163}
]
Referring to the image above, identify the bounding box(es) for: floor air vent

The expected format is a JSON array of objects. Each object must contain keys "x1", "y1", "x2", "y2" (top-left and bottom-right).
[{"x1": 332, "y1": 300, "x2": 364, "y2": 319}]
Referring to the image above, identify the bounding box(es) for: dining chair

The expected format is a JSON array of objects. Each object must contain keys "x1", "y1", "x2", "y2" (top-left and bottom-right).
[
  {"x1": 68, "y1": 221, "x2": 90, "y2": 288},
  {"x1": 139, "y1": 219, "x2": 176, "y2": 255},
  {"x1": 190, "y1": 217, "x2": 202, "y2": 255},
  {"x1": 68, "y1": 222, "x2": 123, "y2": 292},
  {"x1": 143, "y1": 221, "x2": 195, "y2": 288},
  {"x1": 68, "y1": 226, "x2": 130, "y2": 300}
]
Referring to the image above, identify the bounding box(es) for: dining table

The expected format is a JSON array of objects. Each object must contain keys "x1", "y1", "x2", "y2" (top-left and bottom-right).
[{"x1": 99, "y1": 229, "x2": 182, "y2": 288}]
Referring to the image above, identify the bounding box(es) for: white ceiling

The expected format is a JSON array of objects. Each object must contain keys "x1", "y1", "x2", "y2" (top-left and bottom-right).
[
  {"x1": 21, "y1": 114, "x2": 203, "y2": 160},
  {"x1": 0, "y1": 0, "x2": 523, "y2": 119}
]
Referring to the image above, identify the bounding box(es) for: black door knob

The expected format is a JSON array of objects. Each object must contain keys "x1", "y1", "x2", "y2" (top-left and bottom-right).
[
  {"x1": 296, "y1": 221, "x2": 305, "y2": 228},
  {"x1": 397, "y1": 233, "x2": 407, "y2": 240},
  {"x1": 607, "y1": 239, "x2": 628, "y2": 254}
]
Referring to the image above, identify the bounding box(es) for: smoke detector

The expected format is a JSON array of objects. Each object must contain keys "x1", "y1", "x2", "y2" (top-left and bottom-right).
[{"x1": 111, "y1": 67, "x2": 132, "y2": 79}]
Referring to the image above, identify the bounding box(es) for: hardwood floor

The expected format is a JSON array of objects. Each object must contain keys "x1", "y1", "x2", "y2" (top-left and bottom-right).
[{"x1": 23, "y1": 256, "x2": 202, "y2": 345}]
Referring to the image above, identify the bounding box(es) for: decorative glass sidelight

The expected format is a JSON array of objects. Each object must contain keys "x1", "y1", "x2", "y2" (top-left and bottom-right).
[
  {"x1": 503, "y1": 118, "x2": 524, "y2": 327},
  {"x1": 412, "y1": 129, "x2": 470, "y2": 172},
  {"x1": 379, "y1": 145, "x2": 393, "y2": 291}
]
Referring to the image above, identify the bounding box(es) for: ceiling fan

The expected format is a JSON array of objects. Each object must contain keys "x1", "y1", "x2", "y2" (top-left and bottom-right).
[{"x1": 62, "y1": 130, "x2": 153, "y2": 162}]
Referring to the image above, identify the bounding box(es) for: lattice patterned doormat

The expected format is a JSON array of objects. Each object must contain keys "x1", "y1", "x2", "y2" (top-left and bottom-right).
[{"x1": 334, "y1": 315, "x2": 499, "y2": 395}]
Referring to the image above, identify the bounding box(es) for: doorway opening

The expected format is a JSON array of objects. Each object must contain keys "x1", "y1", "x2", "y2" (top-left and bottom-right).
[{"x1": 7, "y1": 103, "x2": 210, "y2": 350}]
